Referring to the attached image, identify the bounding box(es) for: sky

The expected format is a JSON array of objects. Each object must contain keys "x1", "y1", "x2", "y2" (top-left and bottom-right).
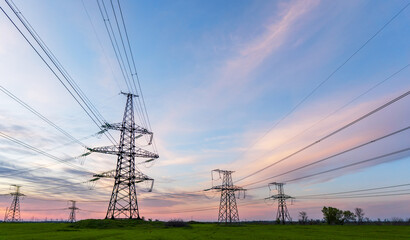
[{"x1": 0, "y1": 0, "x2": 409, "y2": 222}]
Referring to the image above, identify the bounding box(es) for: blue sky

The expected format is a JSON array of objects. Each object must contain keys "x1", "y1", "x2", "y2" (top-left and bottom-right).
[{"x1": 0, "y1": 0, "x2": 409, "y2": 221}]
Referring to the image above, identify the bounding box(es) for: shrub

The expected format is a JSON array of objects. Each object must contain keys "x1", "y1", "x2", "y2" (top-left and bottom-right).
[{"x1": 165, "y1": 219, "x2": 189, "y2": 227}]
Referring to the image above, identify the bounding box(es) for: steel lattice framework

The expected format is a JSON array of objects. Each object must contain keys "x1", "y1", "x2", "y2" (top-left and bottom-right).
[
  {"x1": 207, "y1": 169, "x2": 246, "y2": 224},
  {"x1": 266, "y1": 182, "x2": 294, "y2": 224},
  {"x1": 4, "y1": 185, "x2": 24, "y2": 222},
  {"x1": 88, "y1": 92, "x2": 159, "y2": 219},
  {"x1": 68, "y1": 200, "x2": 79, "y2": 223}
]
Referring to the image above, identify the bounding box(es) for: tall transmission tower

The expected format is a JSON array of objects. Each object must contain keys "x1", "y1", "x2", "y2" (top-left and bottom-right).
[
  {"x1": 88, "y1": 92, "x2": 159, "y2": 219},
  {"x1": 265, "y1": 182, "x2": 294, "y2": 224},
  {"x1": 4, "y1": 185, "x2": 24, "y2": 222},
  {"x1": 206, "y1": 169, "x2": 246, "y2": 224},
  {"x1": 68, "y1": 200, "x2": 79, "y2": 223}
]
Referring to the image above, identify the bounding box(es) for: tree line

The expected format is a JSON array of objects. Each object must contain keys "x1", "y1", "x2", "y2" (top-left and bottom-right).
[{"x1": 297, "y1": 207, "x2": 409, "y2": 225}]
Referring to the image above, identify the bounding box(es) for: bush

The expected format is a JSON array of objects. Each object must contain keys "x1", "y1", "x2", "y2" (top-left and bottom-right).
[
  {"x1": 70, "y1": 219, "x2": 146, "y2": 229},
  {"x1": 165, "y1": 219, "x2": 189, "y2": 228}
]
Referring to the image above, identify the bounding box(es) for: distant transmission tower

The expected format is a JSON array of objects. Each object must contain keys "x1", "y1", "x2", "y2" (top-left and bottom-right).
[
  {"x1": 88, "y1": 92, "x2": 159, "y2": 219},
  {"x1": 4, "y1": 185, "x2": 24, "y2": 222},
  {"x1": 265, "y1": 182, "x2": 294, "y2": 224},
  {"x1": 206, "y1": 169, "x2": 246, "y2": 224},
  {"x1": 68, "y1": 200, "x2": 79, "y2": 223}
]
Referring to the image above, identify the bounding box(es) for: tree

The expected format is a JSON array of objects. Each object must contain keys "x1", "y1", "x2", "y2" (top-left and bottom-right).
[
  {"x1": 343, "y1": 210, "x2": 356, "y2": 223},
  {"x1": 355, "y1": 208, "x2": 365, "y2": 224},
  {"x1": 322, "y1": 207, "x2": 344, "y2": 225},
  {"x1": 322, "y1": 207, "x2": 360, "y2": 225},
  {"x1": 299, "y1": 211, "x2": 308, "y2": 224}
]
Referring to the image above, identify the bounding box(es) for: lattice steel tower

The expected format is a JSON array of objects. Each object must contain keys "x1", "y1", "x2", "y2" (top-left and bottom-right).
[
  {"x1": 4, "y1": 185, "x2": 24, "y2": 222},
  {"x1": 88, "y1": 92, "x2": 159, "y2": 219},
  {"x1": 207, "y1": 169, "x2": 246, "y2": 223},
  {"x1": 68, "y1": 200, "x2": 79, "y2": 223},
  {"x1": 265, "y1": 182, "x2": 293, "y2": 224}
]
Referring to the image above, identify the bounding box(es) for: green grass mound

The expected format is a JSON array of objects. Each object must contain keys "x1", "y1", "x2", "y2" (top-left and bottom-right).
[{"x1": 70, "y1": 219, "x2": 163, "y2": 229}]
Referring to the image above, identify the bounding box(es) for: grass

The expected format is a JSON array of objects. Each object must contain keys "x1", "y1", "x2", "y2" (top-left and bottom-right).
[{"x1": 0, "y1": 220, "x2": 409, "y2": 239}]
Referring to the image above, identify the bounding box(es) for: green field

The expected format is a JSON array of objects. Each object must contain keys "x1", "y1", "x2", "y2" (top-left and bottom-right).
[{"x1": 0, "y1": 220, "x2": 409, "y2": 240}]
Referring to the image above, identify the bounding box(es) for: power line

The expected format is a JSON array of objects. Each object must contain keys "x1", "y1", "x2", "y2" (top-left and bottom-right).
[
  {"x1": 0, "y1": 154, "x2": 84, "y2": 179},
  {"x1": 0, "y1": 131, "x2": 93, "y2": 174},
  {"x1": 234, "y1": 64, "x2": 409, "y2": 173},
  {"x1": 117, "y1": 0, "x2": 157, "y2": 151},
  {"x1": 246, "y1": 147, "x2": 410, "y2": 191},
  {"x1": 0, "y1": 173, "x2": 94, "y2": 198},
  {"x1": 229, "y1": 2, "x2": 410, "y2": 170},
  {"x1": 96, "y1": 0, "x2": 150, "y2": 148},
  {"x1": 96, "y1": 0, "x2": 157, "y2": 152},
  {"x1": 298, "y1": 192, "x2": 410, "y2": 199},
  {"x1": 2, "y1": 0, "x2": 118, "y2": 145},
  {"x1": 237, "y1": 89, "x2": 410, "y2": 183},
  {"x1": 294, "y1": 183, "x2": 410, "y2": 198},
  {"x1": 242, "y1": 125, "x2": 410, "y2": 187},
  {"x1": 298, "y1": 189, "x2": 410, "y2": 199},
  {"x1": 108, "y1": 0, "x2": 151, "y2": 142},
  {"x1": 145, "y1": 199, "x2": 264, "y2": 215},
  {"x1": 79, "y1": 209, "x2": 105, "y2": 213},
  {"x1": 97, "y1": 0, "x2": 132, "y2": 93},
  {"x1": 22, "y1": 208, "x2": 67, "y2": 212},
  {"x1": 81, "y1": 0, "x2": 123, "y2": 91},
  {"x1": 0, "y1": 130, "x2": 105, "y2": 180},
  {"x1": 6, "y1": 0, "x2": 109, "y2": 127},
  {"x1": 110, "y1": 0, "x2": 150, "y2": 133},
  {"x1": 0, "y1": 6, "x2": 99, "y2": 129},
  {"x1": 97, "y1": 0, "x2": 156, "y2": 151},
  {"x1": 0, "y1": 85, "x2": 87, "y2": 148},
  {"x1": 284, "y1": 147, "x2": 410, "y2": 183}
]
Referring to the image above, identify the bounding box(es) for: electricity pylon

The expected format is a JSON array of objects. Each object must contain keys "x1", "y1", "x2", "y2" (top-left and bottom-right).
[
  {"x1": 265, "y1": 182, "x2": 294, "y2": 224},
  {"x1": 4, "y1": 185, "x2": 24, "y2": 222},
  {"x1": 88, "y1": 92, "x2": 159, "y2": 219},
  {"x1": 68, "y1": 200, "x2": 79, "y2": 223},
  {"x1": 206, "y1": 169, "x2": 246, "y2": 224}
]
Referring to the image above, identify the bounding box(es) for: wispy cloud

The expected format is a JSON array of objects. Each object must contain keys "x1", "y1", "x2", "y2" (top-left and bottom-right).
[{"x1": 216, "y1": 0, "x2": 320, "y2": 89}]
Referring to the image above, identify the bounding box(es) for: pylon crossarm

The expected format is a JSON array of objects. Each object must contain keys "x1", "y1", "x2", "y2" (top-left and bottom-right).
[
  {"x1": 135, "y1": 148, "x2": 159, "y2": 158},
  {"x1": 212, "y1": 169, "x2": 234, "y2": 174},
  {"x1": 92, "y1": 169, "x2": 154, "y2": 191},
  {"x1": 211, "y1": 185, "x2": 244, "y2": 191},
  {"x1": 270, "y1": 194, "x2": 293, "y2": 199},
  {"x1": 135, "y1": 172, "x2": 154, "y2": 192},
  {"x1": 88, "y1": 145, "x2": 159, "y2": 159},
  {"x1": 135, "y1": 170, "x2": 152, "y2": 181},
  {"x1": 102, "y1": 122, "x2": 153, "y2": 135},
  {"x1": 88, "y1": 145, "x2": 118, "y2": 155},
  {"x1": 93, "y1": 170, "x2": 116, "y2": 178},
  {"x1": 10, "y1": 193, "x2": 25, "y2": 196}
]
